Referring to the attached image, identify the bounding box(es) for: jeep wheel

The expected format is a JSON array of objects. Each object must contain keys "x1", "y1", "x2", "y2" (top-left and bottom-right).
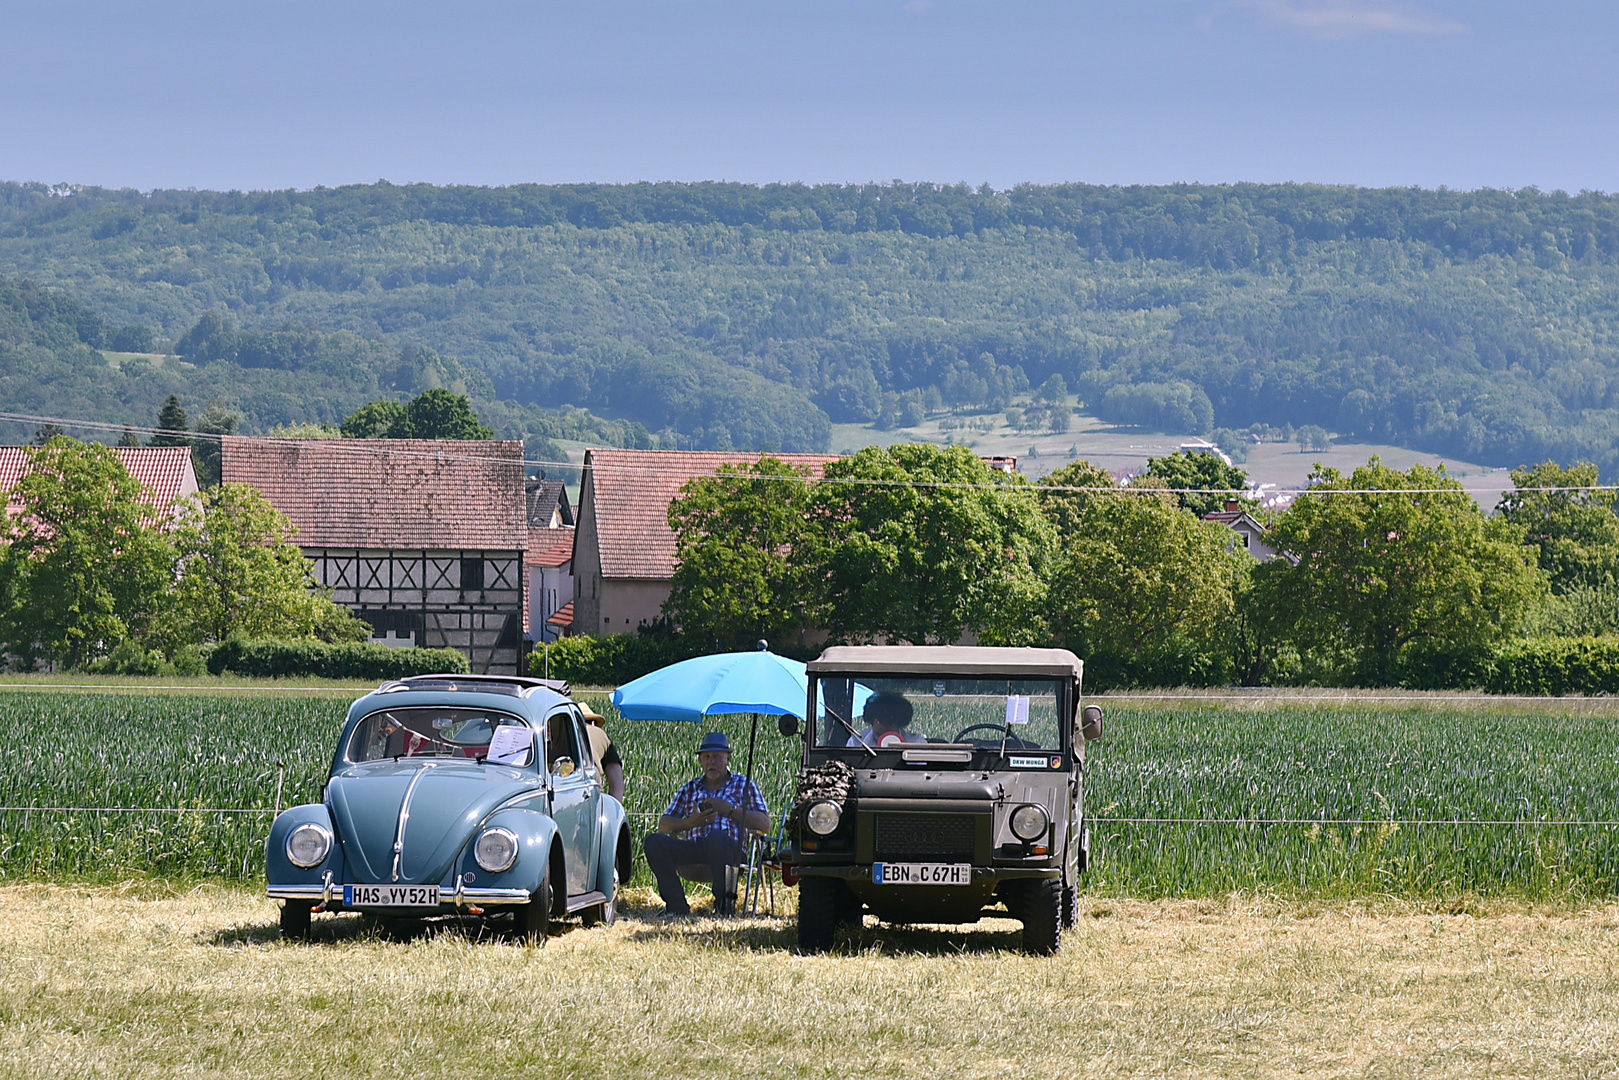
[
  {"x1": 797, "y1": 876, "x2": 839, "y2": 953},
  {"x1": 1021, "y1": 879, "x2": 1063, "y2": 956},
  {"x1": 1061, "y1": 883, "x2": 1079, "y2": 929},
  {"x1": 279, "y1": 899, "x2": 312, "y2": 940},
  {"x1": 512, "y1": 864, "x2": 552, "y2": 943}
]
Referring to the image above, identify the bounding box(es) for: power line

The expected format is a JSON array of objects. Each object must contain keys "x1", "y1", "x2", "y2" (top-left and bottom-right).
[{"x1": 2, "y1": 408, "x2": 1614, "y2": 498}]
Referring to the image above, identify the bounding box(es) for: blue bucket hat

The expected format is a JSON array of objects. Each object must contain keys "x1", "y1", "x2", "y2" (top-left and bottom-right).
[{"x1": 697, "y1": 731, "x2": 731, "y2": 755}]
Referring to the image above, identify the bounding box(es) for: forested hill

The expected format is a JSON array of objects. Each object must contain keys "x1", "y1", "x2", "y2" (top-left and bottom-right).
[{"x1": 4, "y1": 179, "x2": 1619, "y2": 470}]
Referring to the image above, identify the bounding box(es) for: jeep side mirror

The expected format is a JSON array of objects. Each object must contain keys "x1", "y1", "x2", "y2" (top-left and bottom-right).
[
  {"x1": 778, "y1": 716, "x2": 800, "y2": 737},
  {"x1": 1079, "y1": 705, "x2": 1104, "y2": 742}
]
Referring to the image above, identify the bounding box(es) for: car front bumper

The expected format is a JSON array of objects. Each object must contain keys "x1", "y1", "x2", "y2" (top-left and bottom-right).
[
  {"x1": 267, "y1": 884, "x2": 531, "y2": 905},
  {"x1": 793, "y1": 863, "x2": 1060, "y2": 881}
]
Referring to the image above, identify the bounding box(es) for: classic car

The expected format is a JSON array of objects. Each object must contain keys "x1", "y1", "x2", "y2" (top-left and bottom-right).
[
  {"x1": 784, "y1": 646, "x2": 1103, "y2": 955},
  {"x1": 267, "y1": 674, "x2": 632, "y2": 940}
]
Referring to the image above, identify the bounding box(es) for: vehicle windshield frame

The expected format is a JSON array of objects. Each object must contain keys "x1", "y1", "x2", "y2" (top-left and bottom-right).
[
  {"x1": 807, "y1": 672, "x2": 1071, "y2": 762},
  {"x1": 344, "y1": 705, "x2": 537, "y2": 766}
]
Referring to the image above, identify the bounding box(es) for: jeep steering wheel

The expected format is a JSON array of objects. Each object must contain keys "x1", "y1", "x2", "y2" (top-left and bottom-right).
[{"x1": 953, "y1": 723, "x2": 1011, "y2": 743}]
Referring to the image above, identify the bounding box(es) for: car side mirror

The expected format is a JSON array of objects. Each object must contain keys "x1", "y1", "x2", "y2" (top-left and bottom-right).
[
  {"x1": 778, "y1": 716, "x2": 800, "y2": 737},
  {"x1": 552, "y1": 756, "x2": 576, "y2": 778},
  {"x1": 1079, "y1": 705, "x2": 1104, "y2": 742}
]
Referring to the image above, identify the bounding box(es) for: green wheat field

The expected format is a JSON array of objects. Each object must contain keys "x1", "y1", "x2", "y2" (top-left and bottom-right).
[{"x1": 0, "y1": 688, "x2": 1615, "y2": 899}]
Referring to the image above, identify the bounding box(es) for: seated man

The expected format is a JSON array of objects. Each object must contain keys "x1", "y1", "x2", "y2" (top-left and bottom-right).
[
  {"x1": 847, "y1": 692, "x2": 925, "y2": 748},
  {"x1": 643, "y1": 731, "x2": 770, "y2": 917}
]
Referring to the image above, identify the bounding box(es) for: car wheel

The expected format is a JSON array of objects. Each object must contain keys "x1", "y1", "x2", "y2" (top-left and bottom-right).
[
  {"x1": 797, "y1": 876, "x2": 839, "y2": 953},
  {"x1": 1021, "y1": 878, "x2": 1063, "y2": 956},
  {"x1": 1061, "y1": 882, "x2": 1079, "y2": 929},
  {"x1": 581, "y1": 867, "x2": 618, "y2": 928},
  {"x1": 512, "y1": 864, "x2": 552, "y2": 943},
  {"x1": 279, "y1": 899, "x2": 313, "y2": 940}
]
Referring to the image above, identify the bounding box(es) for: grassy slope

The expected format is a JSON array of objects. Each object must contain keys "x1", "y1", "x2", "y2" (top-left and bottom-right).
[{"x1": 0, "y1": 887, "x2": 1613, "y2": 1079}]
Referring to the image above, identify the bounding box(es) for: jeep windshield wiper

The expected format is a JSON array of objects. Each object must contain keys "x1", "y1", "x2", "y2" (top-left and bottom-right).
[{"x1": 823, "y1": 702, "x2": 876, "y2": 757}]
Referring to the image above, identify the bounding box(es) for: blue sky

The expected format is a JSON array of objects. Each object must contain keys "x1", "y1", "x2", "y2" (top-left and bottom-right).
[{"x1": 1, "y1": 1, "x2": 1614, "y2": 192}]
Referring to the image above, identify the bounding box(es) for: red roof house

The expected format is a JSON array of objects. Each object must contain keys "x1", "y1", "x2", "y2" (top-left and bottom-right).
[
  {"x1": 0, "y1": 445, "x2": 198, "y2": 525},
  {"x1": 572, "y1": 449, "x2": 840, "y2": 636}
]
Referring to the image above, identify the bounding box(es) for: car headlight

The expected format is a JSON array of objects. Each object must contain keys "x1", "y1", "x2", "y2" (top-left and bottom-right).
[
  {"x1": 474, "y1": 827, "x2": 520, "y2": 873},
  {"x1": 805, "y1": 800, "x2": 842, "y2": 836},
  {"x1": 1010, "y1": 804, "x2": 1049, "y2": 842},
  {"x1": 286, "y1": 822, "x2": 333, "y2": 868}
]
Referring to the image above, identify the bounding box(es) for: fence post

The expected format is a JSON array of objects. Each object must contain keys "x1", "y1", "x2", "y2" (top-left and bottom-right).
[{"x1": 273, "y1": 762, "x2": 285, "y2": 818}]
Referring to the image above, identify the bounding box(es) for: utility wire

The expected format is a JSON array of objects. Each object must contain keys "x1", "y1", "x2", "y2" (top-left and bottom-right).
[{"x1": 0, "y1": 409, "x2": 1596, "y2": 498}]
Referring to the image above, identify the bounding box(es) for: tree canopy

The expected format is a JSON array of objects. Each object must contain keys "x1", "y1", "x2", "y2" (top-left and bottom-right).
[{"x1": 10, "y1": 182, "x2": 1619, "y2": 465}]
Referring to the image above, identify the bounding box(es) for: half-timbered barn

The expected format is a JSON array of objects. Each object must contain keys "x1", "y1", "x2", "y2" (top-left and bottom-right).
[{"x1": 220, "y1": 437, "x2": 527, "y2": 673}]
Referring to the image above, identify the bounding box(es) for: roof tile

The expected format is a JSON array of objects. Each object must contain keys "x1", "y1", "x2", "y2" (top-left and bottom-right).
[
  {"x1": 0, "y1": 445, "x2": 197, "y2": 523},
  {"x1": 220, "y1": 437, "x2": 525, "y2": 550}
]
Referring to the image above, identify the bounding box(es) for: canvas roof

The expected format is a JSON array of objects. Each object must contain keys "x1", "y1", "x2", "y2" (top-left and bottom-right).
[
  {"x1": 807, "y1": 645, "x2": 1084, "y2": 680},
  {"x1": 0, "y1": 445, "x2": 197, "y2": 522},
  {"x1": 584, "y1": 449, "x2": 840, "y2": 580},
  {"x1": 219, "y1": 437, "x2": 525, "y2": 550}
]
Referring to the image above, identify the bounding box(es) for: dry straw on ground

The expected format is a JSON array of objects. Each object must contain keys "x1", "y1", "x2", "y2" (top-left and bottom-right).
[{"x1": 0, "y1": 885, "x2": 1615, "y2": 1079}]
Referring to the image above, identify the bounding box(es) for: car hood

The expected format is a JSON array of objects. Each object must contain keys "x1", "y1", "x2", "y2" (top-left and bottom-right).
[{"x1": 327, "y1": 760, "x2": 544, "y2": 884}]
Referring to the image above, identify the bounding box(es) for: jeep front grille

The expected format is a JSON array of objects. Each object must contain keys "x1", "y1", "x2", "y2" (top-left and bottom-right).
[{"x1": 873, "y1": 813, "x2": 976, "y2": 861}]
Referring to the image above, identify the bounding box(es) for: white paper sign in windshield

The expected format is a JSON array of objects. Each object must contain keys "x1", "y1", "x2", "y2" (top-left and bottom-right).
[
  {"x1": 1004, "y1": 695, "x2": 1030, "y2": 725},
  {"x1": 487, "y1": 725, "x2": 532, "y2": 765}
]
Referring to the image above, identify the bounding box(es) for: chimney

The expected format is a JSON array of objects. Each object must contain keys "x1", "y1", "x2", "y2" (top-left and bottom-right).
[{"x1": 1225, "y1": 500, "x2": 1239, "y2": 513}]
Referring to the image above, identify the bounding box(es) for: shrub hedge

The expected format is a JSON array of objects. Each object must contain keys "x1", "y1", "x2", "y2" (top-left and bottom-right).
[{"x1": 206, "y1": 638, "x2": 469, "y2": 680}]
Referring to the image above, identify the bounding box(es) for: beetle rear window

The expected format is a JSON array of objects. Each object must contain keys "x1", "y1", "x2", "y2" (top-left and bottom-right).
[{"x1": 347, "y1": 707, "x2": 533, "y2": 765}]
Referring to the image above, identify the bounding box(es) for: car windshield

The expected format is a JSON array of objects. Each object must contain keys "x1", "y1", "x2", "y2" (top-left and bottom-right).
[
  {"x1": 812, "y1": 676, "x2": 1064, "y2": 752},
  {"x1": 347, "y1": 707, "x2": 534, "y2": 766}
]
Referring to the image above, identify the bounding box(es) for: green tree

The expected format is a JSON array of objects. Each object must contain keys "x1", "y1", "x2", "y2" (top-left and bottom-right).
[
  {"x1": 1040, "y1": 475, "x2": 1244, "y2": 674},
  {"x1": 1136, "y1": 450, "x2": 1252, "y2": 517},
  {"x1": 1496, "y1": 461, "x2": 1619, "y2": 592},
  {"x1": 152, "y1": 395, "x2": 189, "y2": 448},
  {"x1": 339, "y1": 390, "x2": 493, "y2": 440},
  {"x1": 340, "y1": 400, "x2": 408, "y2": 438},
  {"x1": 663, "y1": 458, "x2": 822, "y2": 649},
  {"x1": 809, "y1": 444, "x2": 1052, "y2": 645},
  {"x1": 0, "y1": 439, "x2": 173, "y2": 668},
  {"x1": 159, "y1": 484, "x2": 369, "y2": 650},
  {"x1": 191, "y1": 401, "x2": 242, "y2": 488},
  {"x1": 1267, "y1": 458, "x2": 1547, "y2": 685},
  {"x1": 1296, "y1": 425, "x2": 1330, "y2": 452},
  {"x1": 405, "y1": 388, "x2": 494, "y2": 439}
]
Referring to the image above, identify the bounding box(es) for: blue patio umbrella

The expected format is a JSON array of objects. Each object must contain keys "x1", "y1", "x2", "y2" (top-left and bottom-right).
[{"x1": 612, "y1": 642, "x2": 811, "y2": 784}]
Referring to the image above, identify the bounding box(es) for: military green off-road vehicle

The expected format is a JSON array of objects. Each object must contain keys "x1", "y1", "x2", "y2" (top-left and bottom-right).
[{"x1": 784, "y1": 646, "x2": 1102, "y2": 955}]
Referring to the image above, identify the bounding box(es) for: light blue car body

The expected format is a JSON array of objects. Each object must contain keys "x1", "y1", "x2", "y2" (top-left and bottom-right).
[{"x1": 267, "y1": 675, "x2": 630, "y2": 927}]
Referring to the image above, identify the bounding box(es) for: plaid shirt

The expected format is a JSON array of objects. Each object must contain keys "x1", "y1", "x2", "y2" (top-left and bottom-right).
[{"x1": 664, "y1": 772, "x2": 769, "y2": 844}]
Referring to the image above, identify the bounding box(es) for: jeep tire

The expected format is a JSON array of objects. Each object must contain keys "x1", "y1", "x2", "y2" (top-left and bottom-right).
[
  {"x1": 1021, "y1": 878, "x2": 1063, "y2": 956},
  {"x1": 797, "y1": 876, "x2": 839, "y2": 953}
]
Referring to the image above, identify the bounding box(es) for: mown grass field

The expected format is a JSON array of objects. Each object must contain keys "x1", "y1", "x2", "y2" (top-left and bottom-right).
[
  {"x1": 0, "y1": 686, "x2": 1617, "y2": 900},
  {"x1": 0, "y1": 887, "x2": 1615, "y2": 1080}
]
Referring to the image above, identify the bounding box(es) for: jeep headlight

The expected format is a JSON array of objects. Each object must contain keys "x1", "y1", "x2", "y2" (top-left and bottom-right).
[
  {"x1": 474, "y1": 827, "x2": 520, "y2": 873},
  {"x1": 805, "y1": 800, "x2": 842, "y2": 836},
  {"x1": 286, "y1": 822, "x2": 333, "y2": 868},
  {"x1": 1010, "y1": 804, "x2": 1049, "y2": 842}
]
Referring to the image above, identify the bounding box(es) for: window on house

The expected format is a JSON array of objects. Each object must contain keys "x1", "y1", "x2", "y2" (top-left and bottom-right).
[{"x1": 460, "y1": 557, "x2": 484, "y2": 591}]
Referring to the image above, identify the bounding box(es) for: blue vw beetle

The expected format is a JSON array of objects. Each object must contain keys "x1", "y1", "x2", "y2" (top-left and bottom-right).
[{"x1": 267, "y1": 674, "x2": 632, "y2": 940}]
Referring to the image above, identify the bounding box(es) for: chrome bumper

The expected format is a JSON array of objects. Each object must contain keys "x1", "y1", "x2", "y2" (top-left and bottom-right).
[{"x1": 267, "y1": 884, "x2": 532, "y2": 904}]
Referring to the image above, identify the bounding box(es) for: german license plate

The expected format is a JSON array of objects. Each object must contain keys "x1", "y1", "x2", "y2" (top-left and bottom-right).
[
  {"x1": 343, "y1": 884, "x2": 441, "y2": 907},
  {"x1": 872, "y1": 863, "x2": 971, "y2": 885}
]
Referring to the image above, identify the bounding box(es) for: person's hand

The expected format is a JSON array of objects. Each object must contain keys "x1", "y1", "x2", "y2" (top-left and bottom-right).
[
  {"x1": 706, "y1": 797, "x2": 737, "y2": 820},
  {"x1": 689, "y1": 806, "x2": 719, "y2": 828}
]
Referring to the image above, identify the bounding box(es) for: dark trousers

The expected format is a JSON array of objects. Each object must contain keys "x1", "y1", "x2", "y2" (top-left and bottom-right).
[{"x1": 642, "y1": 831, "x2": 745, "y2": 914}]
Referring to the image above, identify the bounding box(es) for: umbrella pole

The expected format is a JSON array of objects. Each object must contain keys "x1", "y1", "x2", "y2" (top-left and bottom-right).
[{"x1": 742, "y1": 711, "x2": 760, "y2": 914}]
